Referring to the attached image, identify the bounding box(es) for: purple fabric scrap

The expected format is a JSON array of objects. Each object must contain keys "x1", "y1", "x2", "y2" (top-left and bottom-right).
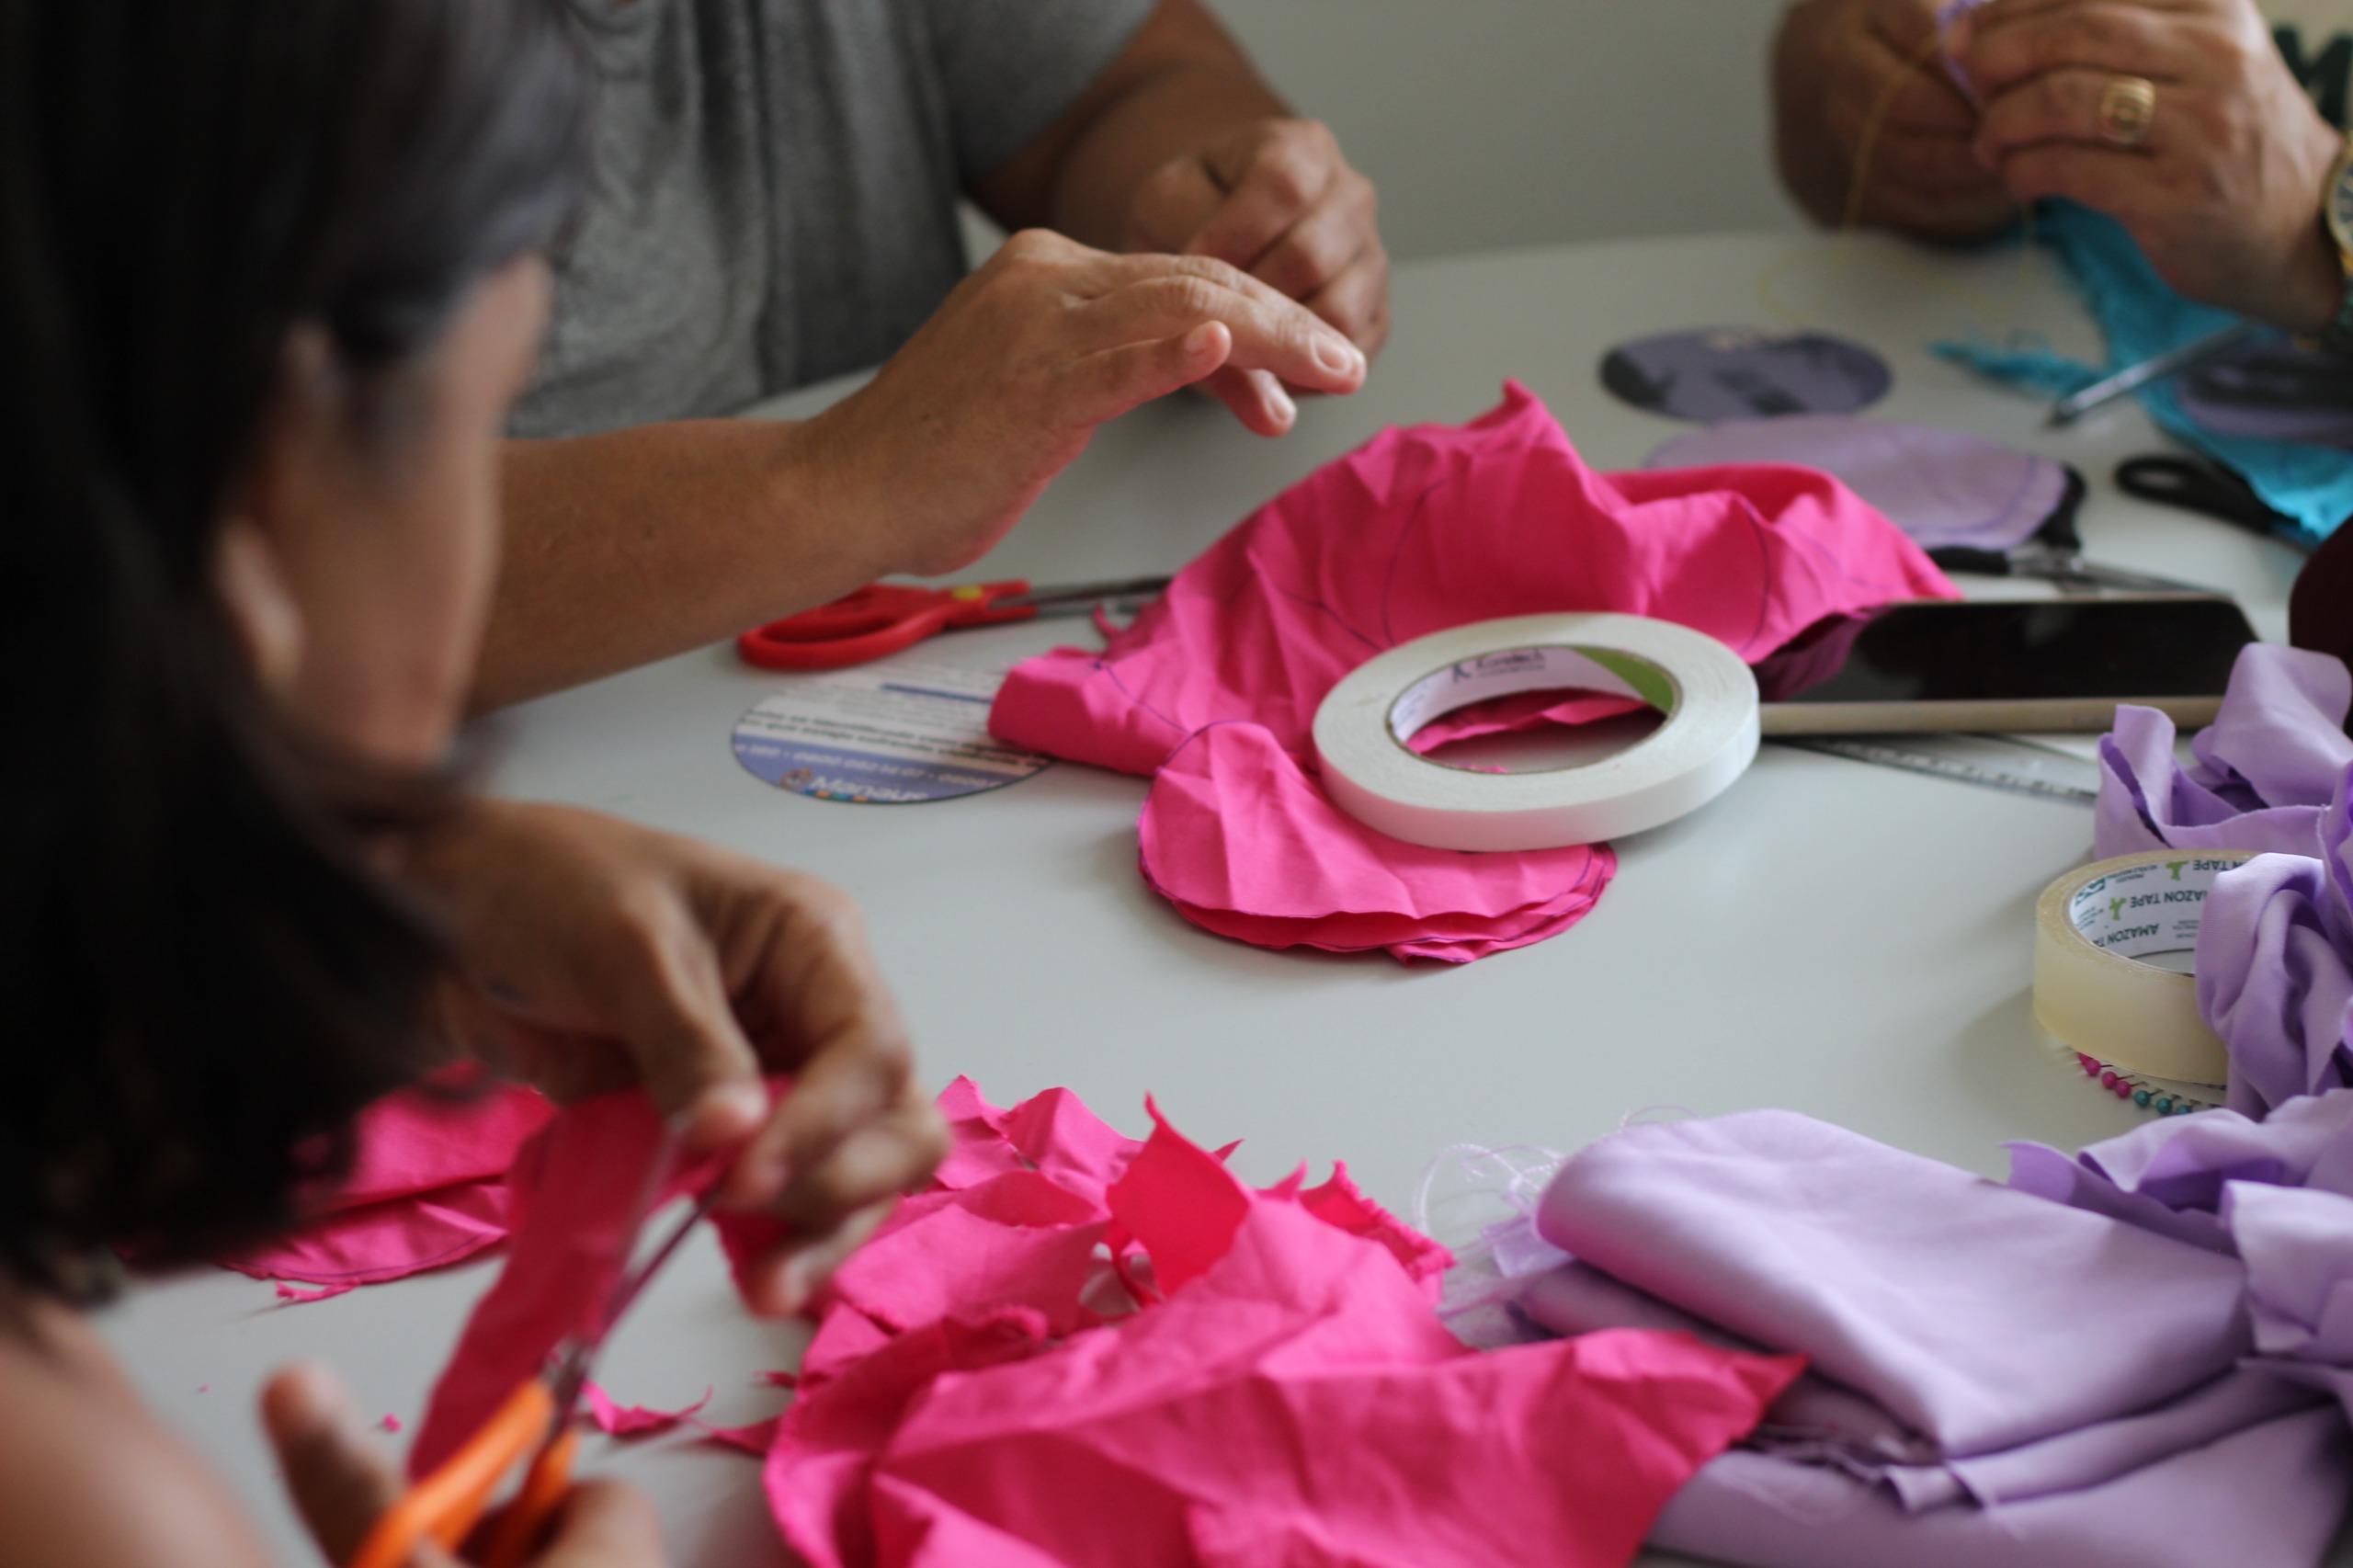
[
  {"x1": 1644, "y1": 416, "x2": 2068, "y2": 553},
  {"x1": 2094, "y1": 644, "x2": 2352, "y2": 860},
  {"x1": 2009, "y1": 1085, "x2": 2353, "y2": 1248},
  {"x1": 2230, "y1": 1181, "x2": 2353, "y2": 1418},
  {"x1": 2195, "y1": 770, "x2": 2353, "y2": 1117}
]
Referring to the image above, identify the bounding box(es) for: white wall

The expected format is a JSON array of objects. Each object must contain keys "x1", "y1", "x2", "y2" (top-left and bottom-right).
[{"x1": 1206, "y1": 0, "x2": 1808, "y2": 260}]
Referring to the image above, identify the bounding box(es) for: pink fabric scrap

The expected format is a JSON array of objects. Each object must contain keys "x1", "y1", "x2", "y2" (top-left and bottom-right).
[
  {"x1": 585, "y1": 1382, "x2": 713, "y2": 1437},
  {"x1": 406, "y1": 1086, "x2": 779, "y2": 1478},
  {"x1": 221, "y1": 1066, "x2": 554, "y2": 1290},
  {"x1": 991, "y1": 382, "x2": 1953, "y2": 962}
]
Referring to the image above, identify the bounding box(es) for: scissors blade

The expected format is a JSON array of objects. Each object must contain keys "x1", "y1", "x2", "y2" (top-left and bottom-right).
[
  {"x1": 540, "y1": 1126, "x2": 716, "y2": 1428},
  {"x1": 1005, "y1": 575, "x2": 1172, "y2": 610}
]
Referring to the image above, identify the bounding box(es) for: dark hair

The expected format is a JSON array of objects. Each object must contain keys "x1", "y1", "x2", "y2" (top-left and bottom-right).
[{"x1": 0, "y1": 0, "x2": 589, "y2": 1296}]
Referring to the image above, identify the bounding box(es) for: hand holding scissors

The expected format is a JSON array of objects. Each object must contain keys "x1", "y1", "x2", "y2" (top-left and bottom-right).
[
  {"x1": 737, "y1": 575, "x2": 1170, "y2": 671},
  {"x1": 347, "y1": 1135, "x2": 712, "y2": 1568}
]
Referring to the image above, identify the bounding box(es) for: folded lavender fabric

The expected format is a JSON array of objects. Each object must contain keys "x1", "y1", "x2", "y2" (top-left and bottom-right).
[
  {"x1": 1533, "y1": 1111, "x2": 2250, "y2": 1459},
  {"x1": 2095, "y1": 644, "x2": 2351, "y2": 859},
  {"x1": 1513, "y1": 1107, "x2": 2353, "y2": 1568}
]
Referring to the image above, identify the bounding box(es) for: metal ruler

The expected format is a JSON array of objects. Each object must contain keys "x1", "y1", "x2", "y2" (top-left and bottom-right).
[{"x1": 1774, "y1": 733, "x2": 2101, "y2": 804}]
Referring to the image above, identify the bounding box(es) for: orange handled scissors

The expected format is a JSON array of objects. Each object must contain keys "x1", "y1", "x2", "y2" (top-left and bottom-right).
[
  {"x1": 736, "y1": 574, "x2": 1170, "y2": 672},
  {"x1": 349, "y1": 1144, "x2": 714, "y2": 1568}
]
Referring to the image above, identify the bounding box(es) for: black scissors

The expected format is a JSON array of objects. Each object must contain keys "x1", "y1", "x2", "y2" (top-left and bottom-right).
[{"x1": 2113, "y1": 454, "x2": 2312, "y2": 548}]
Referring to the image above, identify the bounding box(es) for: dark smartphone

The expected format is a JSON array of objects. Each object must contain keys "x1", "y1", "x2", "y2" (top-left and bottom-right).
[{"x1": 1756, "y1": 597, "x2": 2257, "y2": 735}]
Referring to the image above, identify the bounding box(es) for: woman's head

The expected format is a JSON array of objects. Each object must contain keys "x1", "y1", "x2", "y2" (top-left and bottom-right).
[{"x1": 0, "y1": 0, "x2": 589, "y2": 1293}]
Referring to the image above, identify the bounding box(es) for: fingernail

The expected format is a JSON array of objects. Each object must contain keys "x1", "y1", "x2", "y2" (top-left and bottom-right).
[
  {"x1": 701, "y1": 1082, "x2": 769, "y2": 1142},
  {"x1": 1313, "y1": 335, "x2": 1362, "y2": 378},
  {"x1": 1267, "y1": 382, "x2": 1297, "y2": 426}
]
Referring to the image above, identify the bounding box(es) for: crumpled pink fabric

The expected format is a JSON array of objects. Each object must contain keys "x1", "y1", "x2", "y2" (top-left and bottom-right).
[
  {"x1": 218, "y1": 1066, "x2": 554, "y2": 1290},
  {"x1": 991, "y1": 382, "x2": 1953, "y2": 962},
  {"x1": 765, "y1": 1079, "x2": 1802, "y2": 1568},
  {"x1": 400, "y1": 1077, "x2": 1800, "y2": 1566}
]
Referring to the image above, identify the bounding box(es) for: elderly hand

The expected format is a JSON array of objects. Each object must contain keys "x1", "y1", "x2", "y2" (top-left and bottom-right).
[
  {"x1": 811, "y1": 228, "x2": 1366, "y2": 579},
  {"x1": 1775, "y1": 0, "x2": 2018, "y2": 236},
  {"x1": 1120, "y1": 119, "x2": 1389, "y2": 431},
  {"x1": 404, "y1": 799, "x2": 949, "y2": 1316},
  {"x1": 1960, "y1": 0, "x2": 2345, "y2": 327}
]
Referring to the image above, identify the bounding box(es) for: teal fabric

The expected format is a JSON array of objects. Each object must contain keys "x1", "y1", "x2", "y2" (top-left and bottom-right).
[{"x1": 1932, "y1": 201, "x2": 2353, "y2": 543}]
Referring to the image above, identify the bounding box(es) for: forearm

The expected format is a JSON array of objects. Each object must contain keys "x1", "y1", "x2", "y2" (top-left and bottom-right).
[{"x1": 472, "y1": 419, "x2": 883, "y2": 711}]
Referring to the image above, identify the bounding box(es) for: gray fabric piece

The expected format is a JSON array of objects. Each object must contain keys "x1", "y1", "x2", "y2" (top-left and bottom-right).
[{"x1": 517, "y1": 0, "x2": 1155, "y2": 438}]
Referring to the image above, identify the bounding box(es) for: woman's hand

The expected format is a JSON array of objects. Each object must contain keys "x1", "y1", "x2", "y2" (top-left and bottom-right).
[
  {"x1": 1960, "y1": 0, "x2": 2345, "y2": 327},
  {"x1": 403, "y1": 799, "x2": 948, "y2": 1315},
  {"x1": 807, "y1": 228, "x2": 1367, "y2": 579},
  {"x1": 1774, "y1": 0, "x2": 2018, "y2": 236},
  {"x1": 262, "y1": 1364, "x2": 666, "y2": 1568}
]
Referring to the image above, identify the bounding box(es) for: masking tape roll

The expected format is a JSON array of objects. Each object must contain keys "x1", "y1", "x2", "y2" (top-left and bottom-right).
[
  {"x1": 1313, "y1": 613, "x2": 1762, "y2": 852},
  {"x1": 2032, "y1": 849, "x2": 2257, "y2": 1086}
]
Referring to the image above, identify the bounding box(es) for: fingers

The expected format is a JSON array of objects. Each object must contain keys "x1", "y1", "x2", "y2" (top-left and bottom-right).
[
  {"x1": 1079, "y1": 257, "x2": 1367, "y2": 396},
  {"x1": 743, "y1": 1198, "x2": 899, "y2": 1318},
  {"x1": 261, "y1": 1364, "x2": 447, "y2": 1568},
  {"x1": 537, "y1": 1481, "x2": 667, "y2": 1568},
  {"x1": 1992, "y1": 139, "x2": 2154, "y2": 211},
  {"x1": 1187, "y1": 121, "x2": 1344, "y2": 275},
  {"x1": 1303, "y1": 239, "x2": 1390, "y2": 352},
  {"x1": 1199, "y1": 365, "x2": 1300, "y2": 437},
  {"x1": 587, "y1": 905, "x2": 768, "y2": 1154},
  {"x1": 1123, "y1": 154, "x2": 1226, "y2": 256},
  {"x1": 1961, "y1": 2, "x2": 2176, "y2": 99},
  {"x1": 1228, "y1": 167, "x2": 1381, "y2": 314},
  {"x1": 1975, "y1": 64, "x2": 2167, "y2": 164}
]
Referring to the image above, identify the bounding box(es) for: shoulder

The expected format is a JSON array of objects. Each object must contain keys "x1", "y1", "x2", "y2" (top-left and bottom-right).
[{"x1": 0, "y1": 1304, "x2": 273, "y2": 1568}]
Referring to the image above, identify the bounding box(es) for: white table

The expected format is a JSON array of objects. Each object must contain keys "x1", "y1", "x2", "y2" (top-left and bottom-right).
[{"x1": 98, "y1": 229, "x2": 2335, "y2": 1567}]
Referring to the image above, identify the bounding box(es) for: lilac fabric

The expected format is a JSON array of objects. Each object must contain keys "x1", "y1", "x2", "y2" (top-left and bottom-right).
[
  {"x1": 1517, "y1": 1108, "x2": 2353, "y2": 1568},
  {"x1": 2010, "y1": 1085, "x2": 2353, "y2": 1247},
  {"x1": 1644, "y1": 416, "x2": 2068, "y2": 553},
  {"x1": 1649, "y1": 1408, "x2": 2350, "y2": 1568},
  {"x1": 2094, "y1": 644, "x2": 2353, "y2": 859},
  {"x1": 2195, "y1": 769, "x2": 2353, "y2": 1116},
  {"x1": 2233, "y1": 1182, "x2": 2353, "y2": 1417},
  {"x1": 1533, "y1": 1111, "x2": 2250, "y2": 1459}
]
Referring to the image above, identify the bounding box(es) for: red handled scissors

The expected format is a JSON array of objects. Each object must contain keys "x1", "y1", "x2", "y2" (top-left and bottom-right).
[
  {"x1": 737, "y1": 574, "x2": 1171, "y2": 672},
  {"x1": 349, "y1": 1134, "x2": 713, "y2": 1568}
]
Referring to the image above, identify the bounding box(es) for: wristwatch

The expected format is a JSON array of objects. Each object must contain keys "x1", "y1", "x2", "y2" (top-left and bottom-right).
[{"x1": 2321, "y1": 133, "x2": 2353, "y2": 355}]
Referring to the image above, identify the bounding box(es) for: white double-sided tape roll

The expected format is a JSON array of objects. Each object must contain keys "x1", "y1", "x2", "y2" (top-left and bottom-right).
[
  {"x1": 2032, "y1": 849, "x2": 2257, "y2": 1086},
  {"x1": 1312, "y1": 613, "x2": 1762, "y2": 852}
]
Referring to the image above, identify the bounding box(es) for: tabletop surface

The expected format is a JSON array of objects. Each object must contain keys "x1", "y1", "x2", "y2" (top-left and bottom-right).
[{"x1": 97, "y1": 228, "x2": 2337, "y2": 1567}]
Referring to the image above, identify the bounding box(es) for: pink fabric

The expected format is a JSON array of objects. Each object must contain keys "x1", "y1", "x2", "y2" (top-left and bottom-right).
[
  {"x1": 585, "y1": 1382, "x2": 713, "y2": 1437},
  {"x1": 991, "y1": 382, "x2": 1954, "y2": 962},
  {"x1": 394, "y1": 1076, "x2": 1797, "y2": 1565},
  {"x1": 219, "y1": 1069, "x2": 553, "y2": 1289},
  {"x1": 765, "y1": 1080, "x2": 1802, "y2": 1568},
  {"x1": 405, "y1": 1086, "x2": 779, "y2": 1478}
]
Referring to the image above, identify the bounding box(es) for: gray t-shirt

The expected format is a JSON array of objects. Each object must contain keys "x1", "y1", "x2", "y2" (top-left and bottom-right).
[{"x1": 514, "y1": 0, "x2": 1155, "y2": 438}]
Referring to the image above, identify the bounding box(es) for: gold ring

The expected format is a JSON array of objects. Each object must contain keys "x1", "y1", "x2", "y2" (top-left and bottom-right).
[{"x1": 2096, "y1": 75, "x2": 2156, "y2": 147}]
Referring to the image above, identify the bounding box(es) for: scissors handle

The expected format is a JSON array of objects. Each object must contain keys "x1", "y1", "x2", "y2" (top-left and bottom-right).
[
  {"x1": 736, "y1": 580, "x2": 1034, "y2": 671},
  {"x1": 348, "y1": 1380, "x2": 553, "y2": 1568},
  {"x1": 477, "y1": 1428, "x2": 580, "y2": 1568}
]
